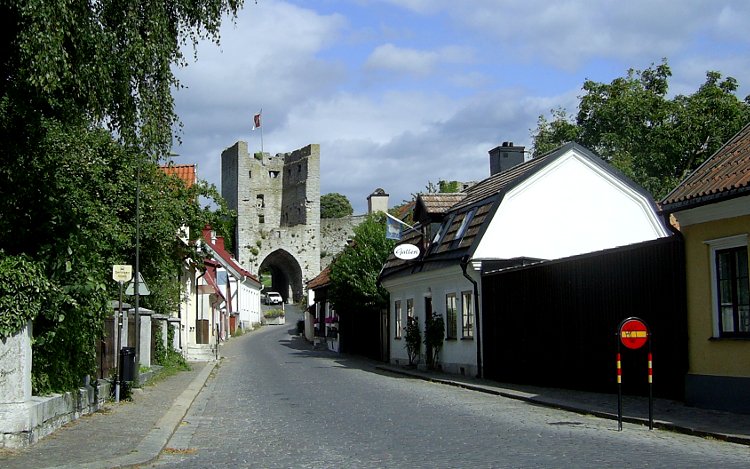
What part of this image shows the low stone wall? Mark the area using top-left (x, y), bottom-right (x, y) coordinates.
top-left (0, 379), bottom-right (111, 448)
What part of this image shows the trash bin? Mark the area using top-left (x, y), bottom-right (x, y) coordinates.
top-left (119, 347), bottom-right (136, 382)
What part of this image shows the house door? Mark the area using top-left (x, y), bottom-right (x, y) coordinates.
top-left (380, 307), bottom-right (389, 362)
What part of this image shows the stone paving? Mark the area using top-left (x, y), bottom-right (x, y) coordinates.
top-left (1, 312), bottom-right (749, 468)
top-left (149, 319), bottom-right (750, 468)
top-left (0, 362), bottom-right (209, 469)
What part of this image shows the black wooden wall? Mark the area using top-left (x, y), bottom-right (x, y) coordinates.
top-left (481, 236), bottom-right (687, 399)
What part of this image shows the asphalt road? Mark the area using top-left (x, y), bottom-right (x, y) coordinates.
top-left (151, 306), bottom-right (749, 468)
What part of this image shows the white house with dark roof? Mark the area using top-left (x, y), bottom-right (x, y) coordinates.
top-left (380, 141), bottom-right (670, 377)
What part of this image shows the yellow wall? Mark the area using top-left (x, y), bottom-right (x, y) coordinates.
top-left (682, 214), bottom-right (750, 377)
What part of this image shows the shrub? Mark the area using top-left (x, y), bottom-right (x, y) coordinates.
top-left (263, 309), bottom-right (285, 319)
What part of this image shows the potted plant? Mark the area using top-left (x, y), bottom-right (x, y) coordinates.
top-left (404, 316), bottom-right (421, 366)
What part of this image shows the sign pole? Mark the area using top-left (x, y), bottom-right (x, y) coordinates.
top-left (648, 342), bottom-right (653, 430)
top-left (617, 316), bottom-right (651, 432)
top-left (616, 346), bottom-right (622, 431)
top-left (115, 281), bottom-right (123, 402)
top-left (112, 264), bottom-right (133, 402)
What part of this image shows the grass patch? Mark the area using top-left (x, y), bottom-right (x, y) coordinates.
top-left (164, 447), bottom-right (198, 454)
top-left (145, 350), bottom-right (191, 386)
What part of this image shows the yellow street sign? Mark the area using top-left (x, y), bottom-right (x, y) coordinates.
top-left (112, 264), bottom-right (133, 283)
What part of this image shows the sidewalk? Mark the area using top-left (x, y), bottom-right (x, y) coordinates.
top-left (0, 361), bottom-right (215, 469)
top-left (377, 364), bottom-right (750, 446)
top-left (2, 358), bottom-right (747, 469)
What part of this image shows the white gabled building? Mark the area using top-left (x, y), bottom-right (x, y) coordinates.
top-left (379, 141), bottom-right (670, 377)
top-left (201, 226), bottom-right (263, 332)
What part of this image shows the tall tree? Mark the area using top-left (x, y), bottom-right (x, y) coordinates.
top-left (0, 0), bottom-right (242, 393)
top-left (532, 60), bottom-right (750, 198)
top-left (320, 192), bottom-right (353, 218)
top-left (1, 0), bottom-right (242, 155)
top-left (328, 213), bottom-right (395, 315)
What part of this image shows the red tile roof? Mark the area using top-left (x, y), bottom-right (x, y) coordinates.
top-left (307, 266), bottom-right (331, 290)
top-left (161, 164), bottom-right (196, 188)
top-left (661, 123), bottom-right (750, 211)
top-left (201, 225), bottom-right (259, 284)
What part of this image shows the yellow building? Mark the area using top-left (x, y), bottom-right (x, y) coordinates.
top-left (661, 123), bottom-right (750, 413)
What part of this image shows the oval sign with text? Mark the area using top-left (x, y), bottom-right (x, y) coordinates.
top-left (394, 244), bottom-right (420, 260)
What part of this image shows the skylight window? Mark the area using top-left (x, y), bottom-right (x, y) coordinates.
top-left (454, 208), bottom-right (476, 242)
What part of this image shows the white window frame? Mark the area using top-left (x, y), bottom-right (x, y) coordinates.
top-left (445, 292), bottom-right (457, 339)
top-left (461, 290), bottom-right (474, 338)
top-left (394, 300), bottom-right (402, 339)
top-left (705, 234), bottom-right (748, 338)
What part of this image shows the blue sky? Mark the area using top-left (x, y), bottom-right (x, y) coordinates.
top-left (172, 0), bottom-right (750, 213)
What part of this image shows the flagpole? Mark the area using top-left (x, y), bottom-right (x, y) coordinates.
top-left (258, 108), bottom-right (263, 153)
top-left (386, 212), bottom-right (420, 234)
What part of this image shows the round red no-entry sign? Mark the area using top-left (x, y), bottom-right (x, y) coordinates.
top-left (620, 318), bottom-right (649, 350)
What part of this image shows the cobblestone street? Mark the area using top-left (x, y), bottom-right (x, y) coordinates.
top-left (150, 309), bottom-right (750, 469)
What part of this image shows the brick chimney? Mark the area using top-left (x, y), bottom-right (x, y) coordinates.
top-left (489, 141), bottom-right (525, 176)
top-left (202, 224), bottom-right (226, 251)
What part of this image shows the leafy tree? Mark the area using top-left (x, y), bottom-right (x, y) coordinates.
top-left (320, 192), bottom-right (353, 218)
top-left (328, 213), bottom-right (395, 315)
top-left (0, 120), bottom-right (231, 392)
top-left (0, 1), bottom-right (241, 393)
top-left (2, 0), bottom-right (242, 155)
top-left (438, 180), bottom-right (461, 193)
top-left (532, 60), bottom-right (750, 198)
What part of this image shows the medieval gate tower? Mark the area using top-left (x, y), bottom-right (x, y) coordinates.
top-left (221, 141), bottom-right (320, 303)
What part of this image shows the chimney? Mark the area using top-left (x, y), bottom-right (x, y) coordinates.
top-left (202, 225), bottom-right (213, 243)
top-left (489, 141), bottom-right (525, 176)
top-left (367, 188), bottom-right (389, 214)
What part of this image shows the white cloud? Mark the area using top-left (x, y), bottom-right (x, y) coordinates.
top-left (380, 0), bottom-right (748, 69)
top-left (364, 43), bottom-right (474, 78)
top-left (365, 43), bottom-right (439, 76)
top-left (172, 0), bottom-right (750, 218)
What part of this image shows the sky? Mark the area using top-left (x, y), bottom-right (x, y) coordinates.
top-left (172, 0), bottom-right (750, 214)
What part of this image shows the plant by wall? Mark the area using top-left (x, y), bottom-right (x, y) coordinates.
top-left (424, 312), bottom-right (445, 370)
top-left (404, 316), bottom-right (421, 365)
top-left (0, 253), bottom-right (70, 340)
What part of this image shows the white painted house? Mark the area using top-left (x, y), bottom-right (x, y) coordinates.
top-left (379, 142), bottom-right (670, 377)
top-left (201, 226), bottom-right (263, 332)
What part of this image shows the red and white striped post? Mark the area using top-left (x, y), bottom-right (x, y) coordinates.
top-left (616, 317), bottom-right (652, 431)
top-left (616, 352), bottom-right (623, 431)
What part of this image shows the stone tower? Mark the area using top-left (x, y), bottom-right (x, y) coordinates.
top-left (221, 141), bottom-right (321, 302)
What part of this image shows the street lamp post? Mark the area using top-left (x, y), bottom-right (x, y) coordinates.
top-left (134, 155), bottom-right (141, 377)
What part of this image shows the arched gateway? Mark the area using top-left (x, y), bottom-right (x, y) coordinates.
top-left (221, 142), bottom-right (320, 302)
top-left (258, 249), bottom-right (303, 303)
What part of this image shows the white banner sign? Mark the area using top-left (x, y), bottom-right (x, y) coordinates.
top-left (394, 244), bottom-right (420, 260)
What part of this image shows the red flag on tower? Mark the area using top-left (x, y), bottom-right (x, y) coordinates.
top-left (252, 111), bottom-right (261, 130)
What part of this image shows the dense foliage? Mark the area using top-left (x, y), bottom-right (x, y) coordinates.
top-left (0, 253), bottom-right (71, 340)
top-left (532, 60), bottom-right (750, 198)
top-left (320, 192), bottom-right (354, 218)
top-left (1, 0), bottom-right (242, 155)
top-left (1, 1), bottom-right (241, 393)
top-left (404, 316), bottom-right (421, 365)
top-left (328, 213), bottom-right (395, 315)
top-left (424, 312), bottom-right (445, 370)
